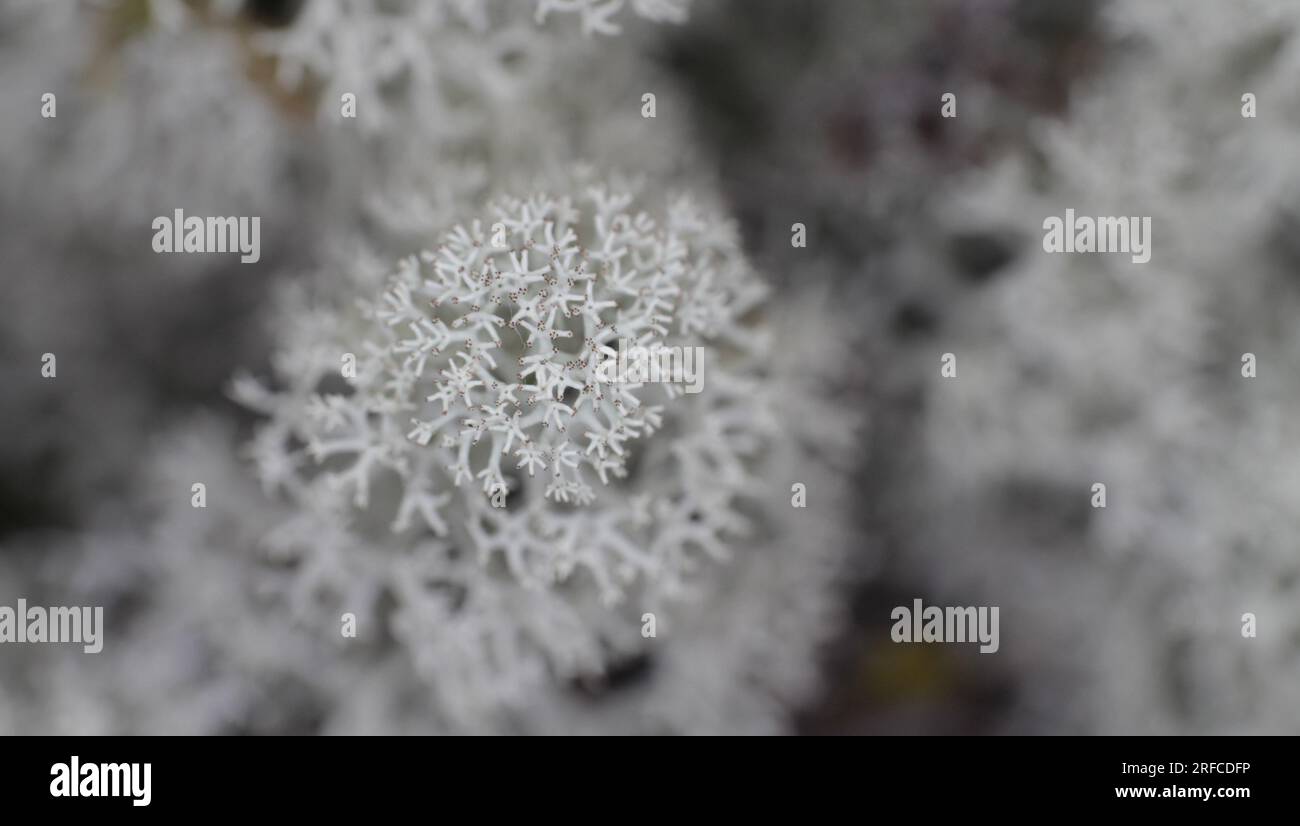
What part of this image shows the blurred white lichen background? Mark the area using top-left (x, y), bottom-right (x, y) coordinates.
top-left (3, 0), bottom-right (1299, 735)
top-left (907, 0), bottom-right (1300, 733)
